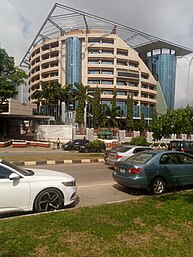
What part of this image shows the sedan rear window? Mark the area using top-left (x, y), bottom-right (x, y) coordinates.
top-left (125, 152), bottom-right (155, 164)
top-left (118, 147), bottom-right (132, 152)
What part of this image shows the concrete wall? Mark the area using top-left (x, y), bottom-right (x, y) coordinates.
top-left (36, 125), bottom-right (193, 144)
top-left (36, 125), bottom-right (73, 143)
top-left (8, 99), bottom-right (36, 115)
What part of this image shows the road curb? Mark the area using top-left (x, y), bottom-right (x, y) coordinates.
top-left (13, 158), bottom-right (105, 166)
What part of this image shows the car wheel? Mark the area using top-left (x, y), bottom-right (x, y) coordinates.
top-left (149, 177), bottom-right (166, 195)
top-left (34, 188), bottom-right (63, 212)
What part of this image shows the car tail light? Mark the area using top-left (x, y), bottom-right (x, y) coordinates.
top-left (128, 167), bottom-right (142, 174)
top-left (116, 155), bottom-right (123, 159)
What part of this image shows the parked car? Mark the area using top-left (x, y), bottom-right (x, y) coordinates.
top-left (113, 150), bottom-right (193, 195)
top-left (79, 140), bottom-right (106, 153)
top-left (106, 145), bottom-right (153, 166)
top-left (168, 140), bottom-right (193, 154)
top-left (104, 145), bottom-right (126, 163)
top-left (62, 139), bottom-right (89, 151)
top-left (0, 159), bottom-right (77, 214)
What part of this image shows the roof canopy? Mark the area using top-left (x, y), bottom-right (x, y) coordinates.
top-left (20, 3), bottom-right (193, 67)
top-left (98, 130), bottom-right (112, 136)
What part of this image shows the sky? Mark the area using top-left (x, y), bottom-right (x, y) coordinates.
top-left (1, 0), bottom-right (193, 108)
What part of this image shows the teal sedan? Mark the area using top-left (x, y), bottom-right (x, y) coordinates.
top-left (112, 150), bottom-right (193, 195)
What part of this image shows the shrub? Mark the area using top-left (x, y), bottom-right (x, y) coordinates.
top-left (152, 142), bottom-right (159, 147)
top-left (129, 136), bottom-right (150, 146)
top-left (90, 140), bottom-right (105, 150)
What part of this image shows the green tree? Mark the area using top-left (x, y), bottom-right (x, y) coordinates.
top-left (100, 87), bottom-right (119, 128)
top-left (139, 111), bottom-right (146, 134)
top-left (110, 86), bottom-right (118, 128)
top-left (149, 110), bottom-right (162, 140)
top-left (0, 47), bottom-right (27, 103)
top-left (179, 105), bottom-right (193, 135)
top-left (126, 93), bottom-right (134, 131)
top-left (92, 86), bottom-right (102, 128)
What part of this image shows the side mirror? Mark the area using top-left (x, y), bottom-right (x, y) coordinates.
top-left (9, 173), bottom-right (21, 180)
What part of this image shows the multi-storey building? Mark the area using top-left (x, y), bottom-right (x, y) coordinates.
top-left (21, 3), bottom-right (192, 126)
top-left (29, 29), bottom-right (157, 124)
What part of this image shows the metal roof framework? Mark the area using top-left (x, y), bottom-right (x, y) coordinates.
top-left (20, 2), bottom-right (193, 67)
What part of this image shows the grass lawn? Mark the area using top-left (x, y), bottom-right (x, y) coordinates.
top-left (1, 152), bottom-right (104, 163)
top-left (0, 191), bottom-right (193, 257)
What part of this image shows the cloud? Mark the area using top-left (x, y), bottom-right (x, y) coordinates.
top-left (19, 14), bottom-right (32, 37)
top-left (1, 0), bottom-right (193, 107)
top-left (2, 0), bottom-right (193, 63)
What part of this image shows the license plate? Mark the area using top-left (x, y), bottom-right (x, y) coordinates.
top-left (119, 168), bottom-right (125, 173)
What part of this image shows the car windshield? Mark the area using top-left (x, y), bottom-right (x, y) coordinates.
top-left (125, 152), bottom-right (155, 164)
top-left (2, 160), bottom-right (34, 176)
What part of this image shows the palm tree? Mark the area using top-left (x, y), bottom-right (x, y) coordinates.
top-left (73, 83), bottom-right (91, 127)
top-left (59, 84), bottom-right (76, 124)
top-left (31, 81), bottom-right (62, 117)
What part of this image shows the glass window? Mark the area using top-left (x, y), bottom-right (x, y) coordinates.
top-left (88, 80), bottom-right (100, 84)
top-left (117, 49), bottom-right (128, 56)
top-left (101, 70), bottom-right (113, 74)
top-left (88, 60), bottom-right (99, 64)
top-left (102, 90), bottom-right (113, 95)
top-left (101, 80), bottom-right (113, 85)
top-left (102, 51), bottom-right (113, 55)
top-left (0, 166), bottom-right (13, 179)
top-left (141, 84), bottom-right (148, 89)
top-left (117, 61), bottom-right (127, 66)
top-left (0, 160), bottom-right (33, 177)
top-left (117, 81), bottom-right (125, 85)
top-left (117, 91), bottom-right (126, 95)
top-left (129, 62), bottom-right (138, 67)
top-left (101, 60), bottom-right (113, 64)
top-left (118, 71), bottom-right (139, 79)
top-left (141, 93), bottom-right (148, 98)
top-left (102, 39), bottom-right (114, 44)
top-left (149, 85), bottom-right (155, 90)
top-left (125, 152), bottom-right (155, 163)
top-left (178, 153), bottom-right (193, 164)
top-left (88, 51), bottom-right (99, 54)
top-left (160, 154), bottom-right (179, 164)
top-left (129, 82), bottom-right (138, 87)
top-left (88, 38), bottom-right (100, 44)
top-left (88, 70), bottom-right (100, 74)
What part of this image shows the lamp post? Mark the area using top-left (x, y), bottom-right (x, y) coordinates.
top-left (177, 55), bottom-right (193, 105)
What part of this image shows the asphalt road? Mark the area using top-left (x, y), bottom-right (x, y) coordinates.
top-left (27, 162), bottom-right (145, 208)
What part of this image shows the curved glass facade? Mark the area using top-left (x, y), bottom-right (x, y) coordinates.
top-left (147, 50), bottom-right (176, 109)
top-left (66, 37), bottom-right (81, 85)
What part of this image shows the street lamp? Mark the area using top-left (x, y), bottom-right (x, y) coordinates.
top-left (177, 55), bottom-right (193, 105)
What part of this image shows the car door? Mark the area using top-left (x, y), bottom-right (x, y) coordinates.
top-left (159, 153), bottom-right (187, 186)
top-left (0, 165), bottom-right (31, 212)
top-left (177, 153), bottom-right (193, 184)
